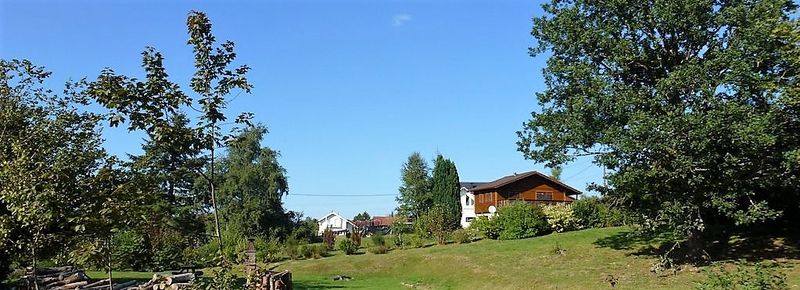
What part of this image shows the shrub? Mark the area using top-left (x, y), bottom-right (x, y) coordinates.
top-left (494, 202), bottom-right (549, 240)
top-left (696, 261), bottom-right (787, 290)
top-left (600, 205), bottom-right (625, 227)
top-left (337, 239), bottom-right (358, 255)
top-left (451, 228), bottom-right (474, 244)
top-left (407, 234), bottom-right (426, 248)
top-left (543, 205), bottom-right (579, 233)
top-left (322, 228), bottom-right (336, 251)
top-left (255, 238), bottom-right (282, 263)
top-left (284, 237), bottom-right (301, 260)
top-left (311, 244), bottom-right (327, 259)
top-left (150, 229), bottom-right (188, 270)
top-left (572, 197), bottom-right (603, 229)
top-left (418, 206), bottom-right (453, 244)
top-left (111, 230), bottom-right (150, 270)
top-left (470, 216), bottom-right (500, 239)
top-left (348, 231), bottom-right (362, 247)
top-left (369, 233), bottom-right (386, 248)
top-left (368, 245), bottom-right (389, 254)
top-left (298, 244), bottom-right (313, 259)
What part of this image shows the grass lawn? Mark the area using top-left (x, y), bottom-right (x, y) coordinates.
top-left (80, 227), bottom-right (800, 289)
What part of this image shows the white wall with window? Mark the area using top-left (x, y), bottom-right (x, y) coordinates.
top-left (459, 187), bottom-right (477, 228)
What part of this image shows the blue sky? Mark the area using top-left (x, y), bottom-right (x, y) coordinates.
top-left (1, 0), bottom-right (603, 220)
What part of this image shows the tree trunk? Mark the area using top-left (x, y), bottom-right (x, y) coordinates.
top-left (107, 237), bottom-right (113, 290)
top-left (210, 142), bottom-right (224, 254)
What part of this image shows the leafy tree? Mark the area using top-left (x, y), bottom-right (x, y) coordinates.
top-left (417, 206), bottom-right (452, 245)
top-left (396, 152), bottom-right (432, 219)
top-left (0, 59), bottom-right (109, 284)
top-left (216, 126), bottom-right (289, 239)
top-left (518, 0), bottom-right (800, 252)
top-left (430, 155), bottom-right (461, 229)
top-left (88, 11), bottom-right (255, 252)
top-left (353, 212), bottom-right (371, 221)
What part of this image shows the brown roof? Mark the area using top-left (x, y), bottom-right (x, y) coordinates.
top-left (470, 171), bottom-right (582, 195)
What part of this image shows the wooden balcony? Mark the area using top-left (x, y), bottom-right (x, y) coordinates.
top-left (497, 199), bottom-right (573, 207)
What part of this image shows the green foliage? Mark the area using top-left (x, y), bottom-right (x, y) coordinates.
top-left (542, 205), bottom-right (578, 233)
top-left (368, 245), bottom-right (389, 254)
top-left (572, 197), bottom-right (603, 229)
top-left (311, 244), bottom-right (327, 259)
top-left (348, 230), bottom-right (362, 247)
top-left (417, 206), bottom-right (452, 245)
top-left (518, 0), bottom-right (800, 240)
top-left (150, 229), bottom-right (190, 270)
top-left (407, 234), bottom-right (426, 249)
top-left (549, 166), bottom-right (562, 181)
top-left (191, 260), bottom-right (244, 290)
top-left (290, 216), bottom-right (320, 244)
top-left (353, 212), bottom-right (371, 221)
top-left (298, 244), bottom-right (313, 259)
top-left (284, 237), bottom-right (301, 260)
top-left (430, 155), bottom-right (461, 229)
top-left (470, 216), bottom-right (501, 240)
top-left (494, 203), bottom-right (550, 240)
top-left (111, 230), bottom-right (149, 271)
top-left (254, 238), bottom-right (282, 263)
top-left (337, 239), bottom-right (358, 255)
top-left (369, 233), bottom-right (386, 248)
top-left (451, 228), bottom-right (475, 244)
top-left (696, 261), bottom-right (788, 290)
top-left (322, 228), bottom-right (336, 251)
top-left (396, 152), bottom-right (432, 219)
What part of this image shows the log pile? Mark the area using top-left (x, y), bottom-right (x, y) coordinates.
top-left (251, 270), bottom-right (292, 290)
top-left (20, 267), bottom-right (195, 290)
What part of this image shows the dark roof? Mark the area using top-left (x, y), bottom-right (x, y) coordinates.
top-left (459, 182), bottom-right (487, 190)
top-left (470, 171), bottom-right (582, 195)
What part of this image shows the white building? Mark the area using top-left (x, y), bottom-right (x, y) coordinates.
top-left (317, 211), bottom-right (355, 235)
top-left (459, 182), bottom-right (486, 228)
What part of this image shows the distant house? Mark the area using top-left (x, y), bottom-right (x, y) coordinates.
top-left (459, 182), bottom-right (486, 228)
top-left (317, 212), bottom-right (356, 235)
top-left (353, 215), bottom-right (401, 235)
top-left (460, 171), bottom-right (582, 227)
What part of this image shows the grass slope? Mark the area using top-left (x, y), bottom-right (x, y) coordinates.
top-left (283, 227), bottom-right (799, 290)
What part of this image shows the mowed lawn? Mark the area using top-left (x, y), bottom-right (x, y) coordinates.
top-left (283, 227), bottom-right (800, 290)
top-left (83, 227), bottom-right (800, 289)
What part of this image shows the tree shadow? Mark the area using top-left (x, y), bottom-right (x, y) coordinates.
top-left (593, 228), bottom-right (800, 266)
top-left (291, 280), bottom-right (350, 289)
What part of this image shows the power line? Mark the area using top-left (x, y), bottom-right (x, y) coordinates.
top-left (563, 163), bottom-right (595, 181)
top-left (289, 193), bottom-right (396, 197)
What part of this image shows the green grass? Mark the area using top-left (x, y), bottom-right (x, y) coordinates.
top-left (79, 227), bottom-right (800, 289)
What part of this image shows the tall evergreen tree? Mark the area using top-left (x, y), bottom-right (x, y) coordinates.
top-left (430, 155), bottom-right (461, 229)
top-left (396, 152), bottom-right (432, 219)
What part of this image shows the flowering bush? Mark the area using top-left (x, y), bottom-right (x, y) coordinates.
top-left (543, 204), bottom-right (579, 233)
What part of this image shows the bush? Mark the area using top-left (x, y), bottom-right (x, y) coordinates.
top-left (369, 233), bottom-right (386, 247)
top-left (696, 261), bottom-right (787, 290)
top-left (451, 228), bottom-right (475, 244)
top-left (600, 205), bottom-right (625, 227)
top-left (494, 202), bottom-right (549, 240)
top-left (407, 234), bottom-right (426, 248)
top-left (417, 206), bottom-right (453, 244)
top-left (572, 197), bottom-right (603, 229)
top-left (543, 205), bottom-right (579, 233)
top-left (337, 239), bottom-right (358, 255)
top-left (255, 238), bottom-right (282, 263)
top-left (111, 230), bottom-right (150, 270)
top-left (150, 229), bottom-right (188, 270)
top-left (284, 237), bottom-right (301, 260)
top-left (470, 216), bottom-right (500, 239)
top-left (348, 231), bottom-right (362, 247)
top-left (311, 244), bottom-right (327, 258)
top-left (298, 244), bottom-right (313, 259)
top-left (368, 245), bottom-right (389, 254)
top-left (322, 228), bottom-right (336, 251)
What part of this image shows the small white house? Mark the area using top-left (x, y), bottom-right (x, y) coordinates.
top-left (317, 211), bottom-right (355, 235)
top-left (459, 182), bottom-right (485, 228)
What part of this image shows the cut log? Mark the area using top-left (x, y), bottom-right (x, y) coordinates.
top-left (79, 278), bottom-right (110, 289)
top-left (166, 273), bottom-right (194, 284)
top-left (56, 280), bottom-right (88, 290)
top-left (110, 280), bottom-right (137, 290)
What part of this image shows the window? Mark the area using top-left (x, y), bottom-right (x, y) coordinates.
top-left (466, 196), bottom-right (473, 206)
top-left (466, 217), bottom-right (475, 222)
top-left (536, 192), bottom-right (553, 200)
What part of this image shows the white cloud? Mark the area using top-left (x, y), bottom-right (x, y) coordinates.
top-left (392, 14), bottom-right (412, 27)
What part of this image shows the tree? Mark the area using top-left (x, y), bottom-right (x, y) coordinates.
top-left (353, 212), bottom-right (371, 221)
top-left (88, 11), bottom-right (255, 253)
top-left (430, 155), bottom-right (461, 229)
top-left (0, 60), bottom-right (109, 285)
top-left (216, 126), bottom-right (289, 239)
top-left (396, 152), bottom-right (432, 219)
top-left (549, 165), bottom-right (562, 181)
top-left (518, 0), bottom-right (800, 255)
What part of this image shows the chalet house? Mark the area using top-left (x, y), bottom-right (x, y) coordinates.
top-left (317, 212), bottom-right (356, 235)
top-left (353, 215), bottom-right (401, 235)
top-left (461, 171), bottom-right (582, 227)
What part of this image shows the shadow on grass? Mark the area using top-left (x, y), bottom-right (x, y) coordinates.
top-left (593, 228), bottom-right (800, 265)
top-left (292, 280), bottom-right (350, 289)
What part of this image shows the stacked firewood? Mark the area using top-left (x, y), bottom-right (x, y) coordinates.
top-left (20, 267), bottom-right (195, 290)
top-left (251, 270), bottom-right (292, 290)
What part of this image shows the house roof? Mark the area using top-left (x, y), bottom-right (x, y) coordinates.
top-left (470, 171), bottom-right (582, 195)
top-left (318, 211), bottom-right (356, 226)
top-left (460, 182), bottom-right (487, 191)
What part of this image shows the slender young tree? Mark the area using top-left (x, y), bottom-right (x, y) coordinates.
top-left (430, 155), bottom-right (461, 229)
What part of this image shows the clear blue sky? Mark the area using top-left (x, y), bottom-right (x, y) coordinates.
top-left (1, 0), bottom-right (602, 220)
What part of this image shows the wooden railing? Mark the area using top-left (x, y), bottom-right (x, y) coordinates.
top-left (497, 199), bottom-right (573, 207)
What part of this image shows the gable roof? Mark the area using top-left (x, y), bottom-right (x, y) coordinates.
top-left (460, 182), bottom-right (487, 191)
top-left (318, 212), bottom-right (356, 226)
top-left (470, 171), bottom-right (582, 195)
